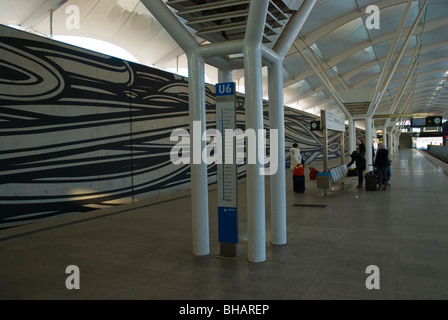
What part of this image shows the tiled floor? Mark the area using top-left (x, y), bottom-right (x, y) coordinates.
top-left (1, 148), bottom-right (448, 300)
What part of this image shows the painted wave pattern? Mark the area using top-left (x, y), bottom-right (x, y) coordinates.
top-left (0, 29), bottom-right (360, 228)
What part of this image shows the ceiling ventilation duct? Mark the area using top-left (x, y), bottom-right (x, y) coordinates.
top-left (166, 0), bottom-right (296, 43)
top-left (336, 88), bottom-right (373, 117)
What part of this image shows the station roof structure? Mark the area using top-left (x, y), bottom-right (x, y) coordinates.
top-left (1, 0), bottom-right (447, 129)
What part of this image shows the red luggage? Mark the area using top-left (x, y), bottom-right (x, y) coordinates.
top-left (293, 164), bottom-right (305, 176)
top-left (293, 165), bottom-right (305, 193)
top-left (309, 167), bottom-right (317, 180)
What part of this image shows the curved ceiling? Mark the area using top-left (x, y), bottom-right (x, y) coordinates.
top-left (1, 0), bottom-right (447, 130)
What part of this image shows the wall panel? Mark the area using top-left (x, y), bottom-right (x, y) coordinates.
top-left (0, 25), bottom-right (361, 228)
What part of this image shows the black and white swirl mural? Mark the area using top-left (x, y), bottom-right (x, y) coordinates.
top-left (0, 25), bottom-right (363, 229)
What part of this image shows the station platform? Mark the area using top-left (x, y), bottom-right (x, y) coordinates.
top-left (1, 148), bottom-right (448, 300)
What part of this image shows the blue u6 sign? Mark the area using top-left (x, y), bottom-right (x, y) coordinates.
top-left (218, 207), bottom-right (238, 243)
top-left (216, 82), bottom-right (235, 96)
top-left (215, 82), bottom-right (238, 256)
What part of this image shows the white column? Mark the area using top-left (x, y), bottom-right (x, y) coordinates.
top-left (244, 43), bottom-right (266, 262)
top-left (218, 69), bottom-right (232, 83)
top-left (382, 127), bottom-right (388, 149)
top-left (188, 52), bottom-right (209, 256)
top-left (139, 0), bottom-right (210, 257)
top-left (261, 0), bottom-right (315, 248)
top-left (243, 0), bottom-right (269, 263)
top-left (392, 133), bottom-right (396, 153)
top-left (388, 131), bottom-right (394, 155)
top-left (349, 118), bottom-right (356, 154)
top-left (365, 117), bottom-right (373, 172)
top-left (395, 133), bottom-right (399, 152)
top-left (268, 61), bottom-right (286, 246)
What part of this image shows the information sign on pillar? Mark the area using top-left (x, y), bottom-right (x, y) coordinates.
top-left (319, 110), bottom-right (346, 196)
top-left (215, 82), bottom-right (238, 259)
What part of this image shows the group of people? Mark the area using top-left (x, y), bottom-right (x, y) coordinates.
top-left (290, 140), bottom-right (391, 192)
top-left (347, 140), bottom-right (391, 190)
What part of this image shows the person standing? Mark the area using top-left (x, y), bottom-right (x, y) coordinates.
top-left (359, 140), bottom-right (366, 156)
top-left (374, 143), bottom-right (389, 190)
top-left (289, 143), bottom-right (302, 169)
top-left (347, 150), bottom-right (366, 188)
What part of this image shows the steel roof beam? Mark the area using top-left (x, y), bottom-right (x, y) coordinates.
top-left (273, 0), bottom-right (315, 59)
top-left (295, 42), bottom-right (352, 121)
top-left (383, 37), bottom-right (421, 129)
top-left (283, 18), bottom-right (448, 89)
top-left (367, 0), bottom-right (412, 117)
top-left (141, 0), bottom-right (199, 54)
top-left (367, 0), bottom-right (429, 118)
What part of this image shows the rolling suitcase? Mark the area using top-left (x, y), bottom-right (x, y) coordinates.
top-left (293, 175), bottom-right (305, 193)
top-left (293, 164), bottom-right (305, 193)
top-left (365, 172), bottom-right (376, 191)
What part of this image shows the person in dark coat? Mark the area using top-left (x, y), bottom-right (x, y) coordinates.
top-left (359, 140), bottom-right (366, 156)
top-left (347, 150), bottom-right (366, 188)
top-left (374, 143), bottom-right (390, 190)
